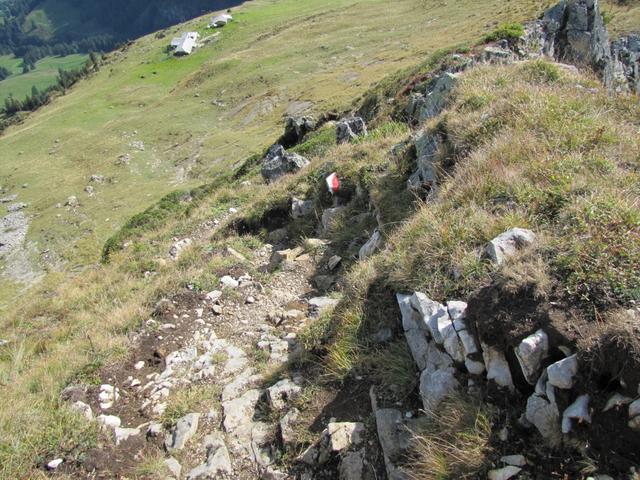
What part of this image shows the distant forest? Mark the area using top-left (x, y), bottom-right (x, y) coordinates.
top-left (0, 0), bottom-right (243, 68)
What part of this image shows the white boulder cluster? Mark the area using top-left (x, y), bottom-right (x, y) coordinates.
top-left (384, 226), bottom-right (638, 477)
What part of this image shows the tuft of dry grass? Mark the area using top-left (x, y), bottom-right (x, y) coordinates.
top-left (407, 396), bottom-right (492, 480)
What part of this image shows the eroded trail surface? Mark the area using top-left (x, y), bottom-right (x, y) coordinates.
top-left (63, 230), bottom-right (350, 479)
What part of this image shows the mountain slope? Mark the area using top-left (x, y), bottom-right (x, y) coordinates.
top-left (0, 1), bottom-right (638, 478)
top-left (0, 0), bottom-right (557, 307)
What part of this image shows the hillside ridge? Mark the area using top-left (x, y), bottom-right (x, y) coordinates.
top-left (0, 0), bottom-right (639, 479)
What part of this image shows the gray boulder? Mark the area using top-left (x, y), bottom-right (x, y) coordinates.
top-left (336, 117), bottom-right (367, 144)
top-left (407, 132), bottom-right (440, 192)
top-left (531, 0), bottom-right (637, 92)
top-left (165, 413), bottom-right (200, 452)
top-left (486, 228), bottom-right (536, 265)
top-left (186, 432), bottom-right (232, 479)
top-left (261, 144), bottom-right (310, 182)
top-left (292, 198), bottom-right (314, 219)
top-left (482, 46), bottom-right (515, 63)
top-left (321, 206), bottom-right (345, 234)
top-left (358, 230), bottom-right (382, 260)
top-left (611, 34), bottom-right (640, 94)
top-left (280, 116), bottom-right (315, 148)
top-left (409, 72), bottom-right (459, 123)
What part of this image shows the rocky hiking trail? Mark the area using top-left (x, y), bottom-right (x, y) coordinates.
top-left (60, 211), bottom-right (376, 479)
top-left (45, 0), bottom-right (640, 478)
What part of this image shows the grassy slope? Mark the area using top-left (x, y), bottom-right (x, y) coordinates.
top-left (0, 0), bottom-right (638, 477)
top-left (2, 56), bottom-right (637, 478)
top-left (0, 0), bottom-right (557, 307)
top-left (0, 54), bottom-right (88, 103)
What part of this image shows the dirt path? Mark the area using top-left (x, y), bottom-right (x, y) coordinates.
top-left (60, 215), bottom-right (346, 478)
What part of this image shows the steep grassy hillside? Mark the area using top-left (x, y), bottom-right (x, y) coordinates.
top-left (2, 52), bottom-right (638, 478)
top-left (0, 0), bottom-right (563, 307)
top-left (0, 1), bottom-right (638, 478)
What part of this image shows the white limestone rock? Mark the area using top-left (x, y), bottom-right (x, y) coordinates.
top-left (482, 344), bottom-right (514, 390)
top-left (220, 275), bottom-right (239, 289)
top-left (515, 330), bottom-right (549, 384)
top-left (525, 393), bottom-right (561, 446)
top-left (419, 367), bottom-right (459, 411)
top-left (169, 238), bottom-right (192, 260)
top-left (486, 228), bottom-right (536, 265)
top-left (266, 379), bottom-right (302, 410)
top-left (115, 427), bottom-right (140, 445)
top-left (97, 414), bottom-right (121, 430)
top-left (488, 466), bottom-right (522, 480)
top-left (327, 422), bottom-right (365, 452)
top-left (165, 413), bottom-right (200, 452)
top-left (70, 401), bottom-right (93, 420)
top-left (222, 389), bottom-right (261, 433)
top-left (547, 354), bottom-right (579, 389)
top-left (46, 459), bottom-right (64, 470)
top-left (397, 294), bottom-right (431, 371)
top-left (280, 408), bottom-right (300, 447)
top-left (165, 457), bottom-right (182, 479)
top-left (562, 394), bottom-right (591, 434)
top-left (186, 432), bottom-right (232, 479)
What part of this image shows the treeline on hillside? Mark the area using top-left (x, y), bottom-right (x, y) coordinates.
top-left (1, 52), bottom-right (101, 130)
top-left (0, 0), bottom-right (242, 67)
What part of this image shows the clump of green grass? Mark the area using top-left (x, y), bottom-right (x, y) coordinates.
top-left (520, 60), bottom-right (561, 83)
top-left (291, 123), bottom-right (337, 157)
top-left (483, 22), bottom-right (525, 42)
top-left (366, 341), bottom-right (418, 399)
top-left (407, 396), bottom-right (492, 480)
top-left (161, 383), bottom-right (222, 428)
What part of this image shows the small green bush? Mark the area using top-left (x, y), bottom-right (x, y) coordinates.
top-left (483, 23), bottom-right (525, 43)
top-left (521, 60), bottom-right (561, 83)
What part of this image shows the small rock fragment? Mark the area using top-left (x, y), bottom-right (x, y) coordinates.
top-left (165, 413), bottom-right (200, 452)
top-left (562, 394), bottom-right (591, 434)
top-left (46, 459), bottom-right (64, 470)
top-left (488, 466), bottom-right (522, 480)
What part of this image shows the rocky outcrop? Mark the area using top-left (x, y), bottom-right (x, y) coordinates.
top-left (611, 34), bottom-right (640, 94)
top-left (527, 0), bottom-right (639, 93)
top-left (336, 117), bottom-right (367, 144)
top-left (279, 116), bottom-right (316, 148)
top-left (407, 131), bottom-right (440, 193)
top-left (407, 72), bottom-right (459, 123)
top-left (261, 144), bottom-right (310, 183)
